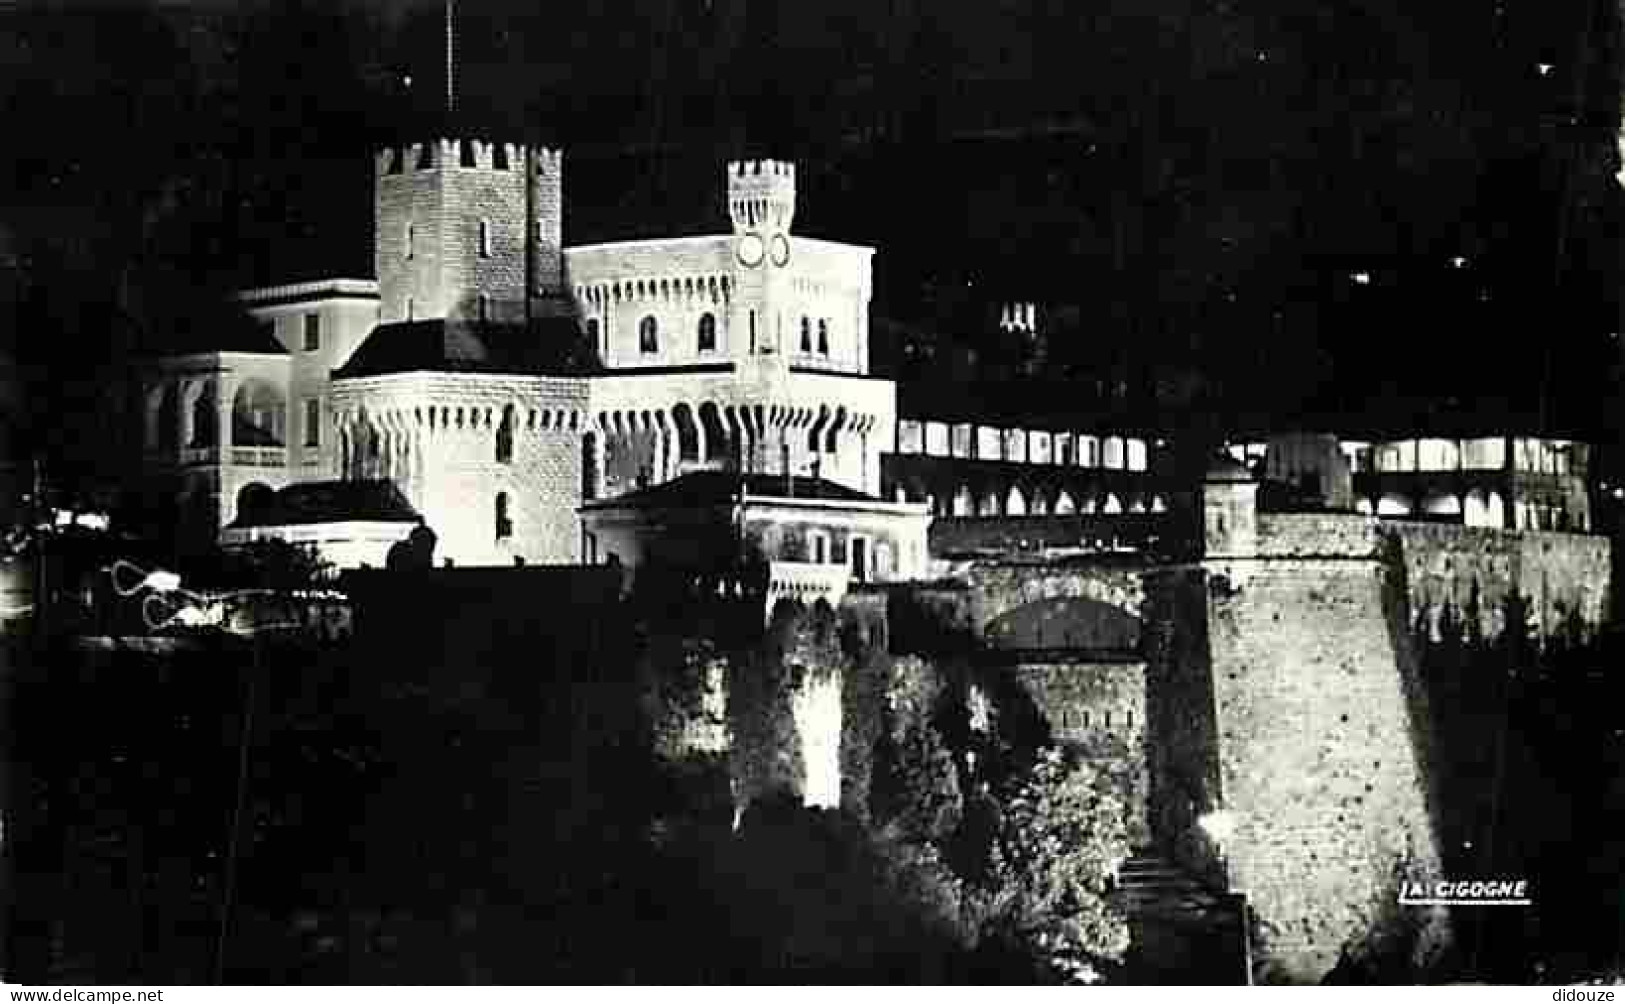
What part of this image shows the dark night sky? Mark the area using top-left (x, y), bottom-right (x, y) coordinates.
top-left (5, 0), bottom-right (1625, 438)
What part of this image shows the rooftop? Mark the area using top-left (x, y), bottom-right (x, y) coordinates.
top-left (229, 479), bottom-right (419, 528)
top-left (581, 470), bottom-right (893, 511)
top-left (333, 312), bottom-right (594, 379)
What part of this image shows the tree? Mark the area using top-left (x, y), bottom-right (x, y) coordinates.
top-left (966, 748), bottom-right (1131, 983)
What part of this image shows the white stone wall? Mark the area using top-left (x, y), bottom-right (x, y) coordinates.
top-left (331, 372), bottom-right (592, 566)
top-left (241, 281), bottom-right (380, 479)
top-left (566, 237), bottom-right (872, 374)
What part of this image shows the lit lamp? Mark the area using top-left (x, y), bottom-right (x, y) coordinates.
top-left (1199, 809), bottom-right (1237, 847)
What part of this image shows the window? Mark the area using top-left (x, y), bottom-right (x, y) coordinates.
top-left (495, 492), bottom-right (512, 541)
top-left (477, 294), bottom-right (490, 322)
top-left (479, 220), bottom-right (491, 258)
top-left (586, 317), bottom-right (600, 350)
top-left (817, 319), bottom-right (829, 355)
top-left (496, 405), bottom-right (514, 464)
top-left (406, 297), bottom-right (415, 321)
top-left (405, 222), bottom-right (414, 260)
top-left (749, 310), bottom-right (758, 353)
top-left (812, 533), bottom-right (828, 564)
top-left (304, 398), bottom-right (321, 448)
top-left (800, 317), bottom-right (812, 353)
top-left (697, 313), bottom-right (717, 353)
top-left (639, 316), bottom-right (658, 353)
top-left (303, 312), bottom-right (320, 351)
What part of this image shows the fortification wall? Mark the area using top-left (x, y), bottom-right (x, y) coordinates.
top-left (1202, 555), bottom-right (1447, 983)
top-left (1384, 521), bottom-right (1610, 642)
top-left (927, 514), bottom-right (1176, 557)
top-left (333, 374), bottom-right (591, 565)
top-left (1010, 660), bottom-right (1149, 844)
top-left (1255, 512), bottom-right (1381, 558)
top-left (1140, 567), bottom-right (1224, 886)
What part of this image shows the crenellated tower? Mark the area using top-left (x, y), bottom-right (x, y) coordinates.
top-left (373, 139), bottom-right (565, 326)
top-left (728, 159), bottom-right (796, 235)
top-left (726, 159), bottom-right (797, 359)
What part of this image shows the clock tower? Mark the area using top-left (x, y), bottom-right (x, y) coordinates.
top-left (727, 160), bottom-right (796, 360)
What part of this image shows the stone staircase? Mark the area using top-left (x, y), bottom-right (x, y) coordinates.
top-left (1113, 849), bottom-right (1250, 984)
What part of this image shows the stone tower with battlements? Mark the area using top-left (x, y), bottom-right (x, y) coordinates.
top-left (373, 139), bottom-right (565, 327)
top-left (726, 160), bottom-right (798, 360)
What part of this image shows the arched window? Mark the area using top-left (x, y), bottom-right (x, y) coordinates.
top-left (496, 404), bottom-right (514, 464)
top-left (478, 220), bottom-right (492, 258)
top-left (697, 313), bottom-right (717, 353)
top-left (495, 492), bottom-right (512, 541)
top-left (639, 316), bottom-right (659, 354)
top-left (188, 384), bottom-right (217, 449)
top-left (817, 319), bottom-right (829, 355)
top-left (800, 316), bottom-right (812, 353)
top-left (155, 385), bottom-right (180, 450)
top-left (232, 380), bottom-right (286, 447)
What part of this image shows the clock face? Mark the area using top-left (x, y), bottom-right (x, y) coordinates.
top-left (736, 233), bottom-right (765, 268)
top-left (769, 233), bottom-right (790, 268)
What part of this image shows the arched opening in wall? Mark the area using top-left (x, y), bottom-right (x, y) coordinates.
top-left (1484, 491), bottom-right (1506, 528)
top-left (978, 490), bottom-right (1001, 517)
top-left (953, 485), bottom-right (974, 517)
top-left (1356, 497), bottom-right (1375, 515)
top-left (1030, 489), bottom-right (1050, 516)
top-left (1081, 494), bottom-right (1098, 515)
top-left (495, 492), bottom-right (512, 541)
top-left (1102, 436), bottom-right (1125, 470)
top-left (1424, 493), bottom-right (1462, 519)
top-left (581, 433), bottom-right (600, 500)
top-left (1377, 494), bottom-right (1412, 516)
top-left (235, 482), bottom-right (275, 525)
top-left (800, 316), bottom-right (812, 353)
top-left (233, 379), bottom-right (286, 446)
top-left (1418, 438), bottom-right (1460, 471)
top-left (188, 383), bottom-right (217, 448)
top-left (1079, 435), bottom-right (1099, 468)
top-left (1126, 438), bottom-right (1148, 472)
top-left (1054, 490), bottom-right (1076, 515)
top-left (639, 316), bottom-right (659, 354)
top-left (874, 542), bottom-right (894, 580)
top-left (984, 596), bottom-right (1141, 651)
top-left (157, 385), bottom-right (180, 451)
top-left (1152, 495), bottom-right (1169, 513)
top-left (817, 319), bottom-right (829, 356)
top-left (1006, 485), bottom-right (1028, 516)
top-left (496, 404), bottom-right (515, 464)
top-left (1102, 492), bottom-right (1123, 514)
top-left (1129, 496), bottom-right (1147, 514)
top-left (697, 313), bottom-right (717, 353)
top-left (698, 402), bottom-right (728, 465)
top-left (672, 404), bottom-right (699, 463)
top-left (826, 406), bottom-right (846, 454)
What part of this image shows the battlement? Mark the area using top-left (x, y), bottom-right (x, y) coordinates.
top-left (999, 302), bottom-right (1039, 334)
top-left (727, 159), bottom-right (797, 233)
top-left (374, 139), bottom-right (563, 177)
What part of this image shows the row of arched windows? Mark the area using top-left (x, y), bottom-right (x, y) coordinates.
top-left (636, 313), bottom-right (719, 355)
top-left (798, 317), bottom-right (831, 356)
